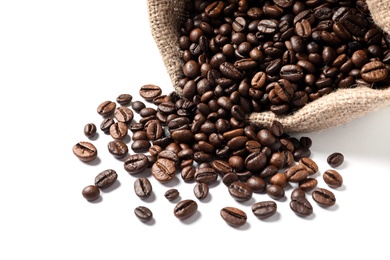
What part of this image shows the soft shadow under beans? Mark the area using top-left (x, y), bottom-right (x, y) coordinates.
top-left (181, 211), bottom-right (202, 225)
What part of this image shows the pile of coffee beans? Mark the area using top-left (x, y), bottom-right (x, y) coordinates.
top-left (73, 83), bottom-right (345, 227)
top-left (176, 0), bottom-right (390, 115)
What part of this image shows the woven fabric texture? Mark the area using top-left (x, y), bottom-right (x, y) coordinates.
top-left (147, 0), bottom-right (390, 133)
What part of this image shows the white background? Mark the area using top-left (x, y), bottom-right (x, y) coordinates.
top-left (1, 1), bottom-right (390, 259)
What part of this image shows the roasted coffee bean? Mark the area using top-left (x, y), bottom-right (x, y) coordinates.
top-left (293, 147), bottom-right (311, 161)
top-left (100, 118), bottom-right (115, 133)
top-left (134, 177), bottom-right (153, 198)
top-left (323, 169), bottom-right (343, 188)
top-left (285, 164), bottom-right (309, 183)
top-left (152, 158), bottom-right (176, 183)
top-left (312, 188), bottom-right (336, 207)
top-left (107, 139), bottom-right (128, 158)
top-left (195, 167), bottom-right (218, 184)
top-left (116, 94), bottom-right (132, 105)
top-left (82, 185), bottom-right (100, 201)
top-left (266, 184), bottom-right (285, 200)
top-left (228, 181), bottom-right (253, 201)
top-left (94, 169), bottom-right (118, 189)
top-left (131, 101), bottom-right (146, 113)
top-left (131, 140), bottom-right (151, 153)
top-left (222, 172), bottom-right (239, 187)
top-left (171, 129), bottom-right (193, 143)
top-left (246, 176), bottom-right (266, 193)
top-left (245, 152), bottom-right (267, 172)
top-left (299, 178), bottom-right (318, 192)
top-left (291, 188), bottom-right (306, 200)
top-left (97, 100), bottom-right (116, 117)
top-left (251, 201), bottom-right (277, 218)
top-left (139, 84), bottom-right (162, 101)
top-left (327, 152), bottom-right (344, 167)
top-left (84, 123), bottom-right (97, 138)
top-left (134, 206), bottom-right (153, 222)
top-left (139, 107), bottom-right (157, 117)
top-left (73, 141), bottom-right (98, 162)
top-left (158, 150), bottom-right (180, 165)
top-left (219, 62), bottom-right (243, 80)
top-left (109, 121), bottom-right (128, 140)
top-left (361, 61), bottom-right (388, 83)
top-left (132, 130), bottom-right (147, 141)
top-left (124, 154), bottom-right (148, 174)
top-left (193, 182), bottom-right (209, 200)
top-left (129, 122), bottom-right (144, 132)
top-left (146, 120), bottom-right (163, 141)
top-left (290, 197), bottom-right (313, 217)
top-left (220, 207), bottom-right (247, 227)
top-left (269, 173), bottom-right (288, 188)
top-left (299, 157), bottom-right (318, 175)
top-left (257, 19), bottom-right (279, 34)
top-left (174, 199), bottom-right (198, 220)
top-left (165, 188), bottom-right (180, 201)
top-left (181, 165), bottom-right (196, 182)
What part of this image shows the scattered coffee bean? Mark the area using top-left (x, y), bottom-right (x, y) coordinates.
top-left (327, 152), bottom-right (344, 168)
top-left (152, 158), bottom-right (176, 183)
top-left (82, 185), bottom-right (100, 201)
top-left (220, 207), bottom-right (247, 227)
top-left (193, 182), bottom-right (209, 200)
top-left (124, 154), bottom-right (149, 174)
top-left (134, 178), bottom-right (153, 198)
top-left (134, 206), bottom-right (153, 222)
top-left (73, 141), bottom-right (98, 162)
top-left (139, 84), bottom-right (162, 101)
top-left (97, 100), bottom-right (116, 117)
top-left (174, 199), bottom-right (198, 220)
top-left (266, 184), bottom-right (285, 200)
top-left (251, 201), bottom-right (277, 219)
top-left (323, 169), bottom-right (343, 188)
top-left (228, 181), bottom-right (253, 201)
top-left (290, 197), bottom-right (313, 217)
top-left (116, 94), bottom-right (132, 105)
top-left (107, 139), bottom-right (128, 158)
top-left (84, 123), bottom-right (97, 138)
top-left (312, 188), bottom-right (336, 207)
top-left (164, 188), bottom-right (180, 201)
top-left (94, 169), bottom-right (118, 189)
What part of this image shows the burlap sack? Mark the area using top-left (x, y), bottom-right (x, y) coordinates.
top-left (147, 0), bottom-right (390, 133)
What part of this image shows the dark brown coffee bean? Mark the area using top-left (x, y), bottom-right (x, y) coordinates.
top-left (152, 158), bottom-right (176, 183)
top-left (82, 185), bottom-right (100, 201)
top-left (131, 101), bottom-right (146, 113)
top-left (94, 169), bottom-right (118, 189)
top-left (134, 177), bottom-right (152, 198)
top-left (269, 173), bottom-right (288, 188)
top-left (97, 100), bottom-right (116, 116)
top-left (84, 123), bottom-right (97, 138)
top-left (299, 178), bottom-right (318, 192)
top-left (131, 140), bottom-right (151, 153)
top-left (251, 201), bottom-right (277, 218)
top-left (257, 19), bottom-right (279, 34)
top-left (361, 61), bottom-right (388, 83)
top-left (107, 139), bottom-right (128, 158)
top-left (290, 197), bottom-right (313, 217)
top-left (228, 181), bottom-right (253, 201)
top-left (295, 19), bottom-right (311, 38)
top-left (129, 122), bottom-right (144, 132)
top-left (285, 164), bottom-right (309, 183)
top-left (205, 1), bottom-right (224, 18)
top-left (146, 121), bottom-right (163, 141)
top-left (171, 129), bottom-right (193, 143)
top-left (245, 152), bottom-right (267, 172)
top-left (158, 150), bottom-right (180, 166)
top-left (124, 154), bottom-right (148, 174)
top-left (134, 206), bottom-right (153, 222)
top-left (246, 176), bottom-right (266, 193)
top-left (164, 188), bottom-right (180, 201)
top-left (327, 152), bottom-right (344, 167)
top-left (100, 118), bottom-right (115, 133)
top-left (291, 188), bottom-right (306, 200)
top-left (193, 182), bottom-right (209, 200)
top-left (219, 62), bottom-right (243, 80)
top-left (181, 165), bottom-right (196, 182)
top-left (116, 94), bottom-right (132, 105)
top-left (73, 141), bottom-right (98, 162)
top-left (280, 65), bottom-right (304, 82)
top-left (109, 121), bottom-right (128, 140)
top-left (299, 157), bottom-right (318, 175)
top-left (174, 199), bottom-right (198, 220)
top-left (195, 167), bottom-right (218, 184)
top-left (312, 188), bottom-right (336, 207)
top-left (266, 184), bottom-right (285, 200)
top-left (323, 169), bottom-right (343, 188)
top-left (220, 207), bottom-right (247, 227)
top-left (139, 84), bottom-right (162, 101)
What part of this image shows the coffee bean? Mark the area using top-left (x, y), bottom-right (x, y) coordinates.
top-left (290, 197), bottom-right (313, 217)
top-left (164, 188), bottom-right (180, 201)
top-left (107, 139), bottom-right (128, 158)
top-left (82, 185), bottom-right (100, 201)
top-left (299, 157), bottom-right (318, 175)
top-left (181, 165), bottom-right (196, 182)
top-left (132, 101), bottom-right (146, 112)
top-left (257, 19), bottom-right (279, 34)
top-left (312, 188), bottom-right (336, 207)
top-left (134, 206), bottom-right (153, 222)
top-left (298, 178), bottom-right (318, 192)
top-left (116, 94), bottom-right (132, 105)
top-left (95, 169), bottom-right (118, 189)
top-left (97, 100), bottom-right (116, 116)
top-left (152, 158), bottom-right (176, 183)
top-left (251, 201), bottom-right (277, 218)
top-left (84, 123), bottom-right (97, 138)
top-left (285, 164), bottom-right (309, 183)
top-left (134, 178), bottom-right (153, 198)
top-left (327, 152), bottom-right (344, 167)
top-left (291, 188), bottom-right (306, 200)
top-left (246, 176), bottom-right (266, 193)
top-left (361, 61), bottom-right (388, 83)
top-left (139, 84), bottom-right (162, 101)
top-left (266, 184), bottom-right (285, 200)
top-left (269, 173), bottom-right (288, 188)
top-left (220, 207), bottom-right (247, 227)
top-left (109, 121), bottom-right (128, 140)
top-left (124, 154), bottom-right (148, 174)
top-left (193, 182), bottom-right (209, 200)
top-left (100, 118), bottom-right (115, 133)
top-left (323, 169), bottom-right (343, 188)
top-left (174, 199), bottom-right (198, 220)
top-left (131, 140), bottom-right (151, 153)
top-left (73, 141), bottom-right (98, 162)
top-left (195, 167), bottom-right (218, 184)
top-left (228, 181), bottom-right (253, 201)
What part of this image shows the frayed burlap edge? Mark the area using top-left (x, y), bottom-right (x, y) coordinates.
top-left (147, 0), bottom-right (390, 133)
